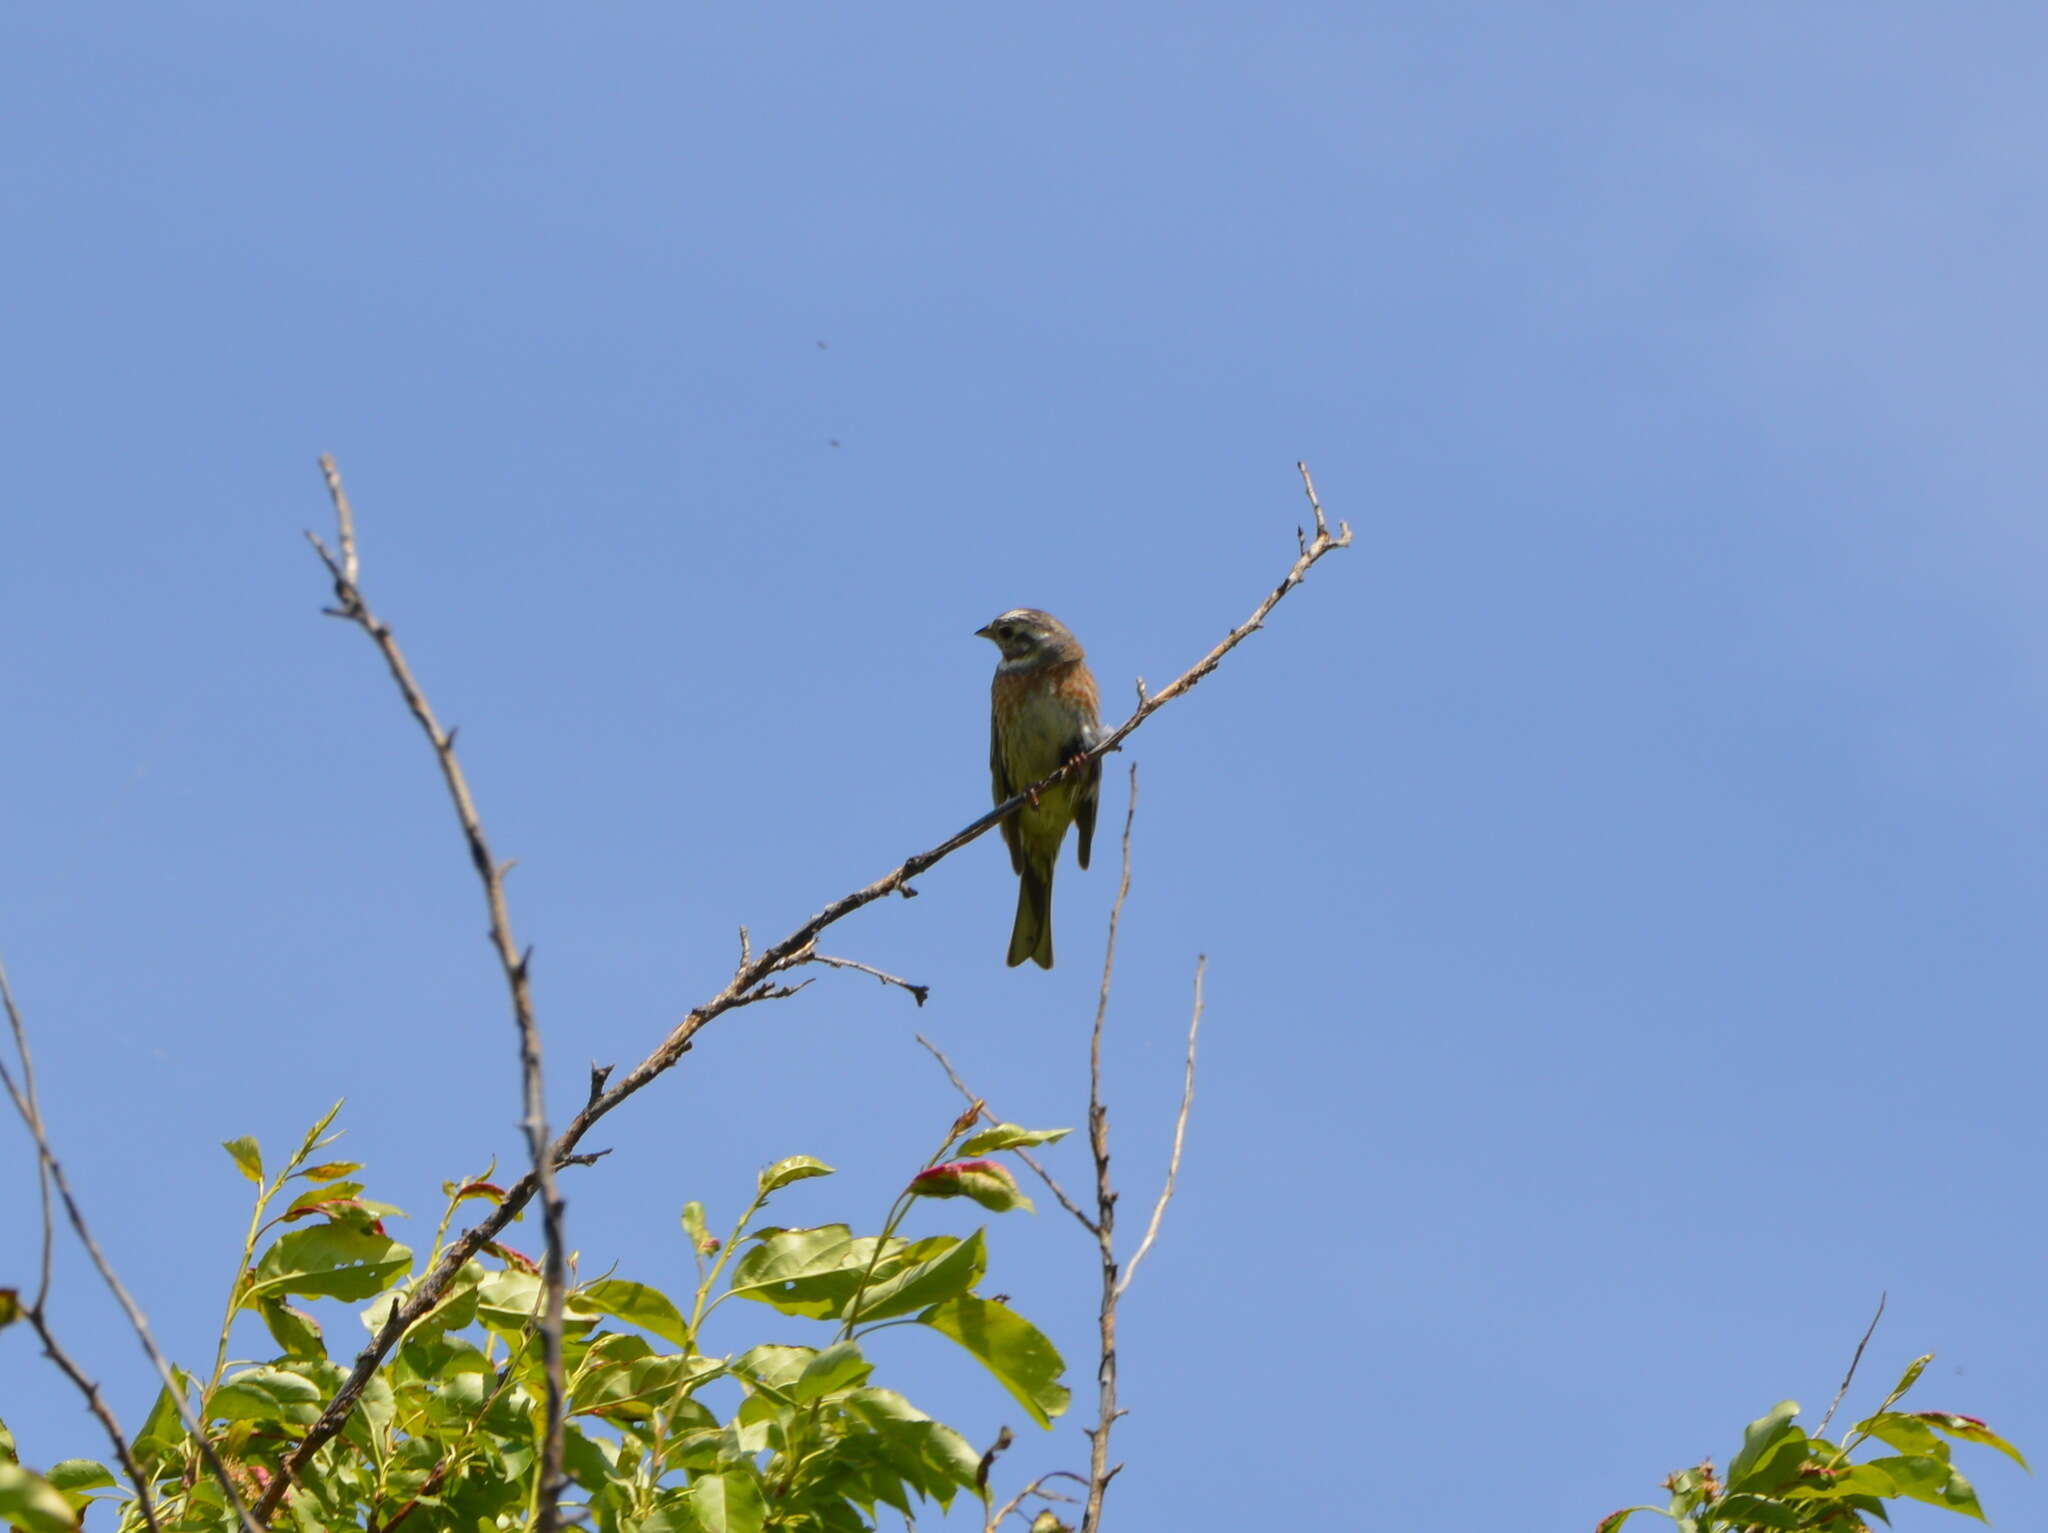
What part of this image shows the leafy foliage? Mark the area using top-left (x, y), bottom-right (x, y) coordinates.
top-left (1597, 1357), bottom-right (2027, 1532)
top-left (1, 1105), bottom-right (1071, 1531)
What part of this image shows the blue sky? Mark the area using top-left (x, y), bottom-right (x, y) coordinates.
top-left (4, 4), bottom-right (2045, 1528)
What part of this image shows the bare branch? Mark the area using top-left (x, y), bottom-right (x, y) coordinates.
top-left (5, 969), bottom-right (56, 1316)
top-left (316, 452), bottom-right (359, 585)
top-left (305, 456), bottom-right (569, 1531)
top-left (1817, 1292), bottom-right (1888, 1438)
top-left (915, 1034), bottom-right (1096, 1235)
top-left (1115, 956), bottom-right (1203, 1299)
top-left (1079, 771), bottom-right (1139, 1533)
top-left (258, 463), bottom-right (1347, 1514)
top-left (0, 963), bottom-right (258, 1533)
top-left (23, 1313), bottom-right (163, 1533)
top-left (788, 946), bottom-right (931, 1006)
top-left (987, 1471), bottom-right (1088, 1532)
top-left (0, 959), bottom-right (145, 1523)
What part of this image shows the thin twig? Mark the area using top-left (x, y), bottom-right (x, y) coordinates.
top-left (23, 1314), bottom-right (164, 1533)
top-left (987, 1471), bottom-right (1088, 1532)
top-left (1063, 463), bottom-right (1349, 776)
top-left (1816, 1292), bottom-right (1888, 1439)
top-left (306, 456), bottom-right (568, 1532)
top-left (790, 947), bottom-right (931, 1006)
top-left (1116, 956), bottom-right (1203, 1298)
top-left (7, 969), bottom-right (56, 1317)
top-left (0, 963), bottom-right (257, 1533)
top-left (1079, 772), bottom-right (1138, 1533)
top-left (914, 1034), bottom-right (1096, 1234)
top-left (257, 462), bottom-right (1348, 1516)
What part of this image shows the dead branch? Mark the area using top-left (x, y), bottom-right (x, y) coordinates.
top-left (306, 456), bottom-right (568, 1530)
top-left (0, 963), bottom-right (252, 1533)
top-left (927, 771), bottom-right (1202, 1530)
top-left (788, 945), bottom-right (931, 1006)
top-left (1816, 1292), bottom-right (1889, 1438)
top-left (1078, 774), bottom-right (1139, 1533)
top-left (1116, 957), bottom-right (1203, 1298)
top-left (987, 1471), bottom-right (1088, 1532)
top-left (21, 1313), bottom-right (163, 1533)
top-left (256, 461), bottom-right (1345, 1517)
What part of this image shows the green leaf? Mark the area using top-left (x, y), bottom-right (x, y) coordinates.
top-left (244, 1225), bottom-right (412, 1304)
top-left (285, 1181), bottom-right (365, 1217)
top-left (1859, 1411), bottom-right (1945, 1457)
top-left (296, 1100), bottom-right (345, 1153)
top-left (920, 1297), bottom-right (1069, 1427)
top-left (474, 1269), bottom-right (545, 1334)
top-left (0, 1462), bottom-right (74, 1533)
top-left (850, 1231), bottom-right (985, 1323)
top-left (41, 1461), bottom-right (117, 1520)
top-left (1914, 1412), bottom-right (2031, 1469)
top-left (732, 1344), bottom-right (816, 1399)
top-left (208, 1365), bottom-right (323, 1425)
top-left (1796, 1462), bottom-right (1902, 1500)
top-left (407, 1264), bottom-right (483, 1337)
top-left (579, 1279), bottom-right (691, 1347)
top-left (469, 1269), bottom-right (606, 1340)
top-left (1705, 1494), bottom-right (1803, 1529)
top-left (298, 1161), bottom-right (362, 1183)
top-left (689, 1466), bottom-right (766, 1533)
top-left (1940, 1466), bottom-right (1986, 1521)
top-left (1867, 1455), bottom-right (1986, 1520)
top-left (793, 1342), bottom-right (872, 1403)
top-left (1738, 1433), bottom-right (1814, 1497)
top-left (841, 1390), bottom-right (983, 1505)
top-left (1661, 1462), bottom-right (1711, 1513)
top-left (758, 1156), bottom-right (835, 1197)
top-left (1591, 1510), bottom-right (1664, 1533)
top-left (959, 1124), bottom-right (1072, 1155)
top-left (43, 1461), bottom-right (115, 1495)
top-left (636, 1501), bottom-right (703, 1533)
top-left (562, 1424), bottom-right (619, 1492)
top-left (1880, 1355), bottom-right (1933, 1408)
top-left (578, 1352), bottom-right (717, 1423)
top-left (727, 1226), bottom-right (873, 1318)
top-left (223, 1136), bottom-right (265, 1184)
top-left (732, 1386), bottom-right (789, 1447)
top-left (257, 1296), bottom-right (326, 1359)
top-left (131, 1379), bottom-right (193, 1465)
top-left (1726, 1401), bottom-right (1802, 1489)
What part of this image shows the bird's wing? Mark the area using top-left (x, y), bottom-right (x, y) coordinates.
top-left (991, 698), bottom-right (1024, 873)
top-left (1073, 750), bottom-right (1101, 870)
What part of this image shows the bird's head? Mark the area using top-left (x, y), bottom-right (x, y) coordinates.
top-left (975, 609), bottom-right (1081, 667)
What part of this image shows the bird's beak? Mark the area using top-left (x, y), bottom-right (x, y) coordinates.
top-left (974, 623), bottom-right (994, 639)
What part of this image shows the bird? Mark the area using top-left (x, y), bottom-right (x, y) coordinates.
top-left (976, 609), bottom-right (1103, 968)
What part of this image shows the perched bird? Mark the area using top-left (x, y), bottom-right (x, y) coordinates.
top-left (977, 609), bottom-right (1103, 968)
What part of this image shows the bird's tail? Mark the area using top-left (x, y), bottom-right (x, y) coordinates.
top-left (1007, 864), bottom-right (1054, 969)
